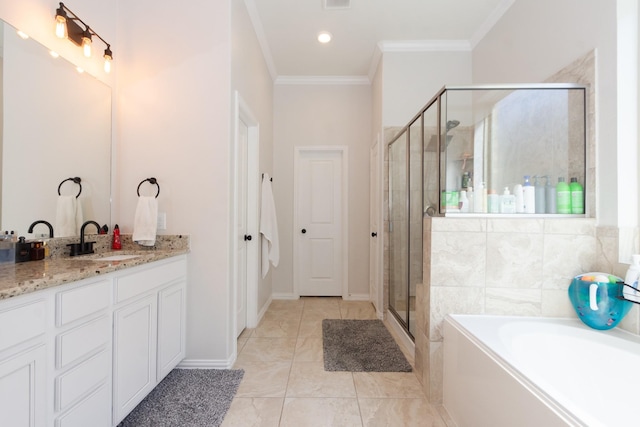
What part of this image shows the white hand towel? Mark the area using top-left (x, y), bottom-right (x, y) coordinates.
top-left (56, 195), bottom-right (82, 237)
top-left (260, 173), bottom-right (279, 278)
top-left (133, 196), bottom-right (158, 246)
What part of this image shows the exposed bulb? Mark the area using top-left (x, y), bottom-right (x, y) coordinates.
top-left (103, 47), bottom-right (113, 73)
top-left (82, 29), bottom-right (92, 58)
top-left (55, 14), bottom-right (67, 39)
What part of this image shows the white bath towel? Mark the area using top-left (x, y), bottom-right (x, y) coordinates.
top-left (55, 195), bottom-right (83, 237)
top-left (260, 173), bottom-right (279, 278)
top-left (133, 196), bottom-right (158, 246)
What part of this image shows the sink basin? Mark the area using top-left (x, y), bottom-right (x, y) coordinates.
top-left (92, 254), bottom-right (141, 261)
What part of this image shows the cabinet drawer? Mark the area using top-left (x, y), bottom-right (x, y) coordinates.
top-left (114, 259), bottom-right (185, 303)
top-left (56, 280), bottom-right (111, 327)
top-left (57, 315), bottom-right (110, 369)
top-left (56, 382), bottom-right (110, 427)
top-left (0, 300), bottom-right (46, 353)
top-left (56, 349), bottom-right (110, 411)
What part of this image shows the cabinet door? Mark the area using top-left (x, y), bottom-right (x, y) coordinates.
top-left (0, 344), bottom-right (46, 427)
top-left (157, 281), bottom-right (186, 381)
top-left (112, 295), bottom-right (157, 425)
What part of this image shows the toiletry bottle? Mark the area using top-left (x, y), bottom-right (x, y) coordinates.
top-left (513, 183), bottom-right (524, 213)
top-left (500, 187), bottom-right (516, 214)
top-left (523, 175), bottom-right (535, 214)
top-left (556, 177), bottom-right (571, 214)
top-left (466, 186), bottom-right (473, 211)
top-left (474, 182), bottom-right (484, 213)
top-left (534, 176), bottom-right (546, 214)
top-left (112, 224), bottom-right (122, 250)
top-left (570, 177), bottom-right (584, 214)
top-left (459, 190), bottom-right (469, 213)
top-left (461, 172), bottom-right (470, 190)
top-left (545, 176), bottom-right (556, 214)
top-left (488, 189), bottom-right (500, 213)
top-left (624, 254), bottom-right (640, 303)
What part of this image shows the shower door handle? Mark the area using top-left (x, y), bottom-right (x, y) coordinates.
top-left (371, 232), bottom-right (377, 237)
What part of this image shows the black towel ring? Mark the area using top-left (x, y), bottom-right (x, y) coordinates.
top-left (58, 177), bottom-right (82, 198)
top-left (137, 177), bottom-right (160, 198)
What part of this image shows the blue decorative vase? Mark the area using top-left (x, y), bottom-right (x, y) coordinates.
top-left (568, 273), bottom-right (632, 330)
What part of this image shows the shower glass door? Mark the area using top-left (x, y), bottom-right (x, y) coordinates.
top-left (388, 131), bottom-right (408, 332)
top-left (388, 117), bottom-right (423, 339)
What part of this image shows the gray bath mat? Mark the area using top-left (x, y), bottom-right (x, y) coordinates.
top-left (118, 368), bottom-right (244, 427)
top-left (322, 319), bottom-right (412, 372)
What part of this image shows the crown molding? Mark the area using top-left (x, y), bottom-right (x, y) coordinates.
top-left (378, 40), bottom-right (472, 53)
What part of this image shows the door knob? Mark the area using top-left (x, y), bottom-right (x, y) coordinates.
top-left (371, 232), bottom-right (377, 237)
top-left (301, 229), bottom-right (307, 234)
top-left (244, 234), bottom-right (252, 241)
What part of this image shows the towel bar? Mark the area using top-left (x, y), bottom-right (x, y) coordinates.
top-left (58, 177), bottom-right (82, 198)
top-left (137, 177), bottom-right (160, 198)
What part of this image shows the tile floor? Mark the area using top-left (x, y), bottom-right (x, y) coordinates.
top-left (221, 297), bottom-right (447, 427)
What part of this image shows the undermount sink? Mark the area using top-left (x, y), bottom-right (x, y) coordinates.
top-left (94, 254), bottom-right (141, 261)
top-left (72, 253), bottom-right (142, 261)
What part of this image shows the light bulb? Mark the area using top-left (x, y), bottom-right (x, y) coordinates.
top-left (317, 31), bottom-right (332, 43)
top-left (55, 14), bottom-right (67, 39)
top-left (82, 30), bottom-right (92, 58)
top-left (103, 47), bottom-right (113, 73)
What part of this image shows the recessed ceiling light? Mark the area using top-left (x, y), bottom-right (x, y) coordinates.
top-left (317, 31), bottom-right (332, 44)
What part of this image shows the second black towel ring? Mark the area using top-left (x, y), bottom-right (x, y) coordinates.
top-left (137, 177), bottom-right (160, 198)
top-left (58, 177), bottom-right (82, 198)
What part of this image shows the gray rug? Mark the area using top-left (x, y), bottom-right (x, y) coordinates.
top-left (118, 369), bottom-right (244, 427)
top-left (322, 319), bottom-right (412, 372)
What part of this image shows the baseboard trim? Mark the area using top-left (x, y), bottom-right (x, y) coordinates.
top-left (343, 293), bottom-right (370, 301)
top-left (177, 358), bottom-right (235, 369)
top-left (272, 293), bottom-right (299, 300)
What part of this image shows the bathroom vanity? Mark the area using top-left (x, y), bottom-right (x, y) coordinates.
top-left (0, 250), bottom-right (187, 427)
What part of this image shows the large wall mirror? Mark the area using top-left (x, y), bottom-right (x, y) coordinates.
top-left (0, 19), bottom-right (111, 237)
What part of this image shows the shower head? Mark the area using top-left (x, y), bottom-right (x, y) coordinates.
top-left (446, 120), bottom-right (460, 132)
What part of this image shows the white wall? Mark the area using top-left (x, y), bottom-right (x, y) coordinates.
top-left (231, 0), bottom-right (275, 314)
top-left (272, 84), bottom-right (372, 298)
top-left (116, 0), bottom-right (234, 364)
top-left (382, 51), bottom-right (472, 127)
top-left (472, 0), bottom-right (621, 228)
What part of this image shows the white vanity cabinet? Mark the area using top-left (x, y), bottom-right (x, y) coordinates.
top-left (0, 296), bottom-right (48, 427)
top-left (112, 257), bottom-right (187, 426)
top-left (0, 253), bottom-right (187, 427)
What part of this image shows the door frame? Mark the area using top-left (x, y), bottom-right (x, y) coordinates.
top-left (293, 146), bottom-right (349, 298)
top-left (232, 91), bottom-right (260, 340)
top-left (370, 134), bottom-right (384, 317)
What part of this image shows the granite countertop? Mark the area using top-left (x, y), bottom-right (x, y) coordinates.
top-left (0, 234), bottom-right (189, 300)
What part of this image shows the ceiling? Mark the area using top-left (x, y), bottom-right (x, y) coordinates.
top-left (246, 0), bottom-right (514, 82)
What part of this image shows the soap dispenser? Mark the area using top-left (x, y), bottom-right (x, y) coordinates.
top-left (112, 224), bottom-right (122, 250)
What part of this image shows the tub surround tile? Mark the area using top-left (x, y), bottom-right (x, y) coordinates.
top-left (485, 233), bottom-right (543, 288)
top-left (430, 232), bottom-right (486, 288)
top-left (542, 234), bottom-right (597, 289)
top-left (431, 217), bottom-right (486, 232)
top-left (543, 218), bottom-right (596, 235)
top-left (485, 288), bottom-right (542, 316)
top-left (430, 287), bottom-right (484, 341)
top-left (541, 289), bottom-right (576, 317)
top-left (487, 218), bottom-right (544, 233)
top-left (428, 342), bottom-right (443, 404)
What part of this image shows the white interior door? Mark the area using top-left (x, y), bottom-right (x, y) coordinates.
top-left (295, 148), bottom-right (345, 296)
top-left (369, 139), bottom-right (382, 313)
top-left (235, 119), bottom-right (249, 337)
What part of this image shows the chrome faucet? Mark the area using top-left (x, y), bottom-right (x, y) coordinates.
top-left (67, 220), bottom-right (101, 256)
top-left (27, 220), bottom-right (54, 238)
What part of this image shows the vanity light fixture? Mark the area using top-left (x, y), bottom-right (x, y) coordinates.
top-left (54, 2), bottom-right (113, 72)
